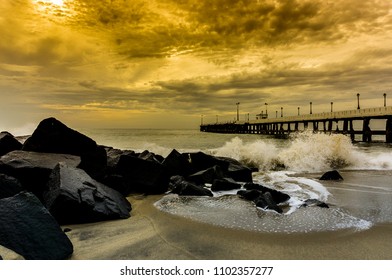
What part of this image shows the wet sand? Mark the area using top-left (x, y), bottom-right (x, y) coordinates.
top-left (64, 194), bottom-right (392, 260)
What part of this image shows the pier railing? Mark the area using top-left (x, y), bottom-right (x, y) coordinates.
top-left (200, 106), bottom-right (392, 143)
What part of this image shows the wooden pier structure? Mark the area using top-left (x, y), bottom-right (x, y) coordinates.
top-left (200, 106), bottom-right (392, 143)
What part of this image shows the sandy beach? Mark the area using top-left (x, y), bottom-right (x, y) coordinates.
top-left (61, 192), bottom-right (391, 260)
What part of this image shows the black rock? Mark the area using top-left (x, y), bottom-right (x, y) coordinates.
top-left (188, 152), bottom-right (230, 173)
top-left (44, 162), bottom-right (132, 224)
top-left (102, 174), bottom-right (129, 196)
top-left (116, 154), bottom-right (170, 194)
top-left (138, 150), bottom-right (164, 163)
top-left (320, 170), bottom-right (343, 180)
top-left (211, 178), bottom-right (242, 191)
top-left (162, 149), bottom-right (192, 176)
top-left (187, 165), bottom-right (224, 185)
top-left (216, 156), bottom-right (253, 182)
top-left (106, 148), bottom-right (135, 169)
top-left (255, 192), bottom-right (283, 213)
top-left (244, 182), bottom-right (290, 204)
top-left (0, 151), bottom-right (80, 199)
top-left (237, 189), bottom-right (263, 201)
top-left (22, 117), bottom-right (107, 180)
top-left (0, 132), bottom-right (22, 156)
top-left (169, 175), bottom-right (213, 196)
top-left (0, 192), bottom-right (73, 260)
top-left (303, 199), bottom-right (329, 208)
top-left (0, 255), bottom-right (2, 260)
top-left (0, 173), bottom-right (24, 199)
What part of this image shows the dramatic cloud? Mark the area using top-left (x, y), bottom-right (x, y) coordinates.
top-left (0, 0), bottom-right (392, 130)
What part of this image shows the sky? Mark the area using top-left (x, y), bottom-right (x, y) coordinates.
top-left (1, 0), bottom-right (392, 133)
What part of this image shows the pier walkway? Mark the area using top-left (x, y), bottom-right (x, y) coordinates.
top-left (200, 106), bottom-right (392, 143)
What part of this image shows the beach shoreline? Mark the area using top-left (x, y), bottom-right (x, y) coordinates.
top-left (60, 192), bottom-right (392, 260)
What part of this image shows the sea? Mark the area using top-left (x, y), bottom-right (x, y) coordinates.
top-left (77, 128), bottom-right (392, 234)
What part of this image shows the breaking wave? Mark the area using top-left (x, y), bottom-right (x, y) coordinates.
top-left (211, 131), bottom-right (392, 172)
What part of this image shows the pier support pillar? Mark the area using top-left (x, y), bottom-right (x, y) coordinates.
top-left (349, 120), bottom-right (355, 141)
top-left (362, 118), bottom-right (372, 142)
top-left (386, 118), bottom-right (392, 143)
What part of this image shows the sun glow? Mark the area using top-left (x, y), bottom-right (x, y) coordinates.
top-left (35, 0), bottom-right (64, 6)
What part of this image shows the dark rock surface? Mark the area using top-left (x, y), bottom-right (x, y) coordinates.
top-left (302, 199), bottom-right (329, 208)
top-left (116, 154), bottom-right (169, 194)
top-left (0, 132), bottom-right (22, 156)
top-left (22, 117), bottom-right (107, 180)
top-left (169, 175), bottom-right (213, 196)
top-left (44, 162), bottom-right (131, 224)
top-left (187, 165), bottom-right (224, 184)
top-left (188, 151), bottom-right (230, 173)
top-left (138, 150), bottom-right (164, 163)
top-left (162, 149), bottom-right (192, 177)
top-left (0, 191), bottom-right (73, 260)
top-left (255, 192), bottom-right (283, 213)
top-left (237, 189), bottom-right (284, 214)
top-left (244, 182), bottom-right (290, 204)
top-left (216, 156), bottom-right (253, 182)
top-left (0, 151), bottom-right (80, 198)
top-left (0, 174), bottom-right (24, 199)
top-left (320, 170), bottom-right (343, 181)
top-left (211, 178), bottom-right (242, 191)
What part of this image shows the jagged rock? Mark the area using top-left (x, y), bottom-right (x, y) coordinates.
top-left (238, 189), bottom-right (284, 214)
top-left (0, 151), bottom-right (80, 199)
top-left (0, 132), bottom-right (22, 156)
top-left (211, 178), bottom-right (242, 191)
top-left (255, 192), bottom-right (283, 213)
top-left (138, 150), bottom-right (164, 163)
top-left (22, 117), bottom-right (107, 180)
top-left (0, 174), bottom-right (24, 199)
top-left (302, 199), bottom-right (329, 208)
top-left (188, 152), bottom-right (230, 173)
top-left (244, 182), bottom-right (290, 203)
top-left (105, 148), bottom-right (135, 169)
top-left (237, 189), bottom-right (263, 201)
top-left (216, 156), bottom-right (253, 182)
top-left (0, 192), bottom-right (73, 260)
top-left (44, 162), bottom-right (131, 224)
top-left (116, 154), bottom-right (170, 194)
top-left (187, 165), bottom-right (224, 184)
top-left (169, 175), bottom-right (213, 196)
top-left (162, 149), bottom-right (192, 176)
top-left (320, 170), bottom-right (343, 180)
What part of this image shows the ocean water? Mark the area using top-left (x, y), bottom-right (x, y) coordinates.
top-left (79, 128), bottom-right (392, 233)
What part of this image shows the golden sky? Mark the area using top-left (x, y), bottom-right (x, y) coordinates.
top-left (1, 0), bottom-right (392, 131)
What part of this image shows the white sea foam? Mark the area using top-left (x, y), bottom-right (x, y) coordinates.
top-left (210, 132), bottom-right (392, 172)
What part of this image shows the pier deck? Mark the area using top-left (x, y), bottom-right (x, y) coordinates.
top-left (200, 106), bottom-right (392, 143)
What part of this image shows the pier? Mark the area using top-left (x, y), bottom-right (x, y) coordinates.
top-left (200, 106), bottom-right (392, 143)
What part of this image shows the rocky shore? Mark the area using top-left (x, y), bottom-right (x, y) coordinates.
top-left (0, 117), bottom-right (335, 260)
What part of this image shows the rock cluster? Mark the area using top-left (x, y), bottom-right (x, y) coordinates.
top-left (0, 117), bottom-right (338, 259)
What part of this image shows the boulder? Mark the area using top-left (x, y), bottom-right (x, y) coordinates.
top-left (0, 151), bottom-right (80, 199)
top-left (211, 178), bottom-right (242, 191)
top-left (216, 156), bottom-right (253, 182)
top-left (0, 174), bottom-right (24, 199)
top-left (0, 132), bottom-right (22, 156)
top-left (244, 182), bottom-right (290, 204)
top-left (255, 192), bottom-right (283, 213)
top-left (187, 165), bottom-right (224, 184)
top-left (302, 199), bottom-right (329, 208)
top-left (116, 154), bottom-right (170, 194)
top-left (162, 149), bottom-right (192, 176)
top-left (188, 152), bottom-right (230, 173)
top-left (169, 175), bottom-right (213, 196)
top-left (22, 117), bottom-right (107, 180)
top-left (44, 162), bottom-right (131, 224)
top-left (138, 150), bottom-right (164, 163)
top-left (238, 189), bottom-right (283, 213)
top-left (0, 191), bottom-right (73, 260)
top-left (320, 170), bottom-right (344, 181)
top-left (237, 189), bottom-right (263, 201)
top-left (105, 147), bottom-right (135, 170)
